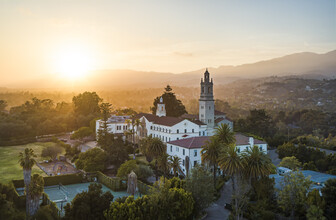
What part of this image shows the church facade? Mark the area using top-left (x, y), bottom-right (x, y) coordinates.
top-left (138, 69), bottom-right (233, 141)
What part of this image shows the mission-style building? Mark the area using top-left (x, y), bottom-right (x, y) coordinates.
top-left (96, 69), bottom-right (267, 175)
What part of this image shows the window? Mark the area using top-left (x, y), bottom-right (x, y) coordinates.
top-left (183, 149), bottom-right (185, 155)
top-left (201, 114), bottom-right (204, 118)
top-left (177, 129), bottom-right (179, 134)
top-left (208, 87), bottom-right (210, 93)
top-left (192, 129), bottom-right (194, 133)
top-left (166, 137), bottom-right (167, 142)
top-left (169, 137), bottom-right (171, 141)
top-left (246, 147), bottom-right (248, 151)
top-left (202, 131), bottom-right (205, 136)
top-left (170, 145), bottom-right (172, 152)
top-left (199, 131), bottom-right (201, 136)
top-left (182, 159), bottom-right (185, 166)
top-left (194, 161), bottom-right (197, 166)
top-left (209, 106), bottom-right (211, 109)
top-left (184, 129), bottom-right (187, 133)
top-left (150, 126), bottom-right (153, 130)
top-left (177, 138), bottom-right (179, 140)
top-left (259, 146), bottom-right (263, 151)
top-left (117, 126), bottom-right (121, 130)
top-left (238, 148), bottom-right (240, 153)
top-left (194, 150), bottom-right (197, 157)
top-left (201, 106), bottom-right (204, 109)
top-left (176, 147), bottom-right (179, 152)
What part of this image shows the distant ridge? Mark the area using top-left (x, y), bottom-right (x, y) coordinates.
top-left (5, 50), bottom-right (336, 89)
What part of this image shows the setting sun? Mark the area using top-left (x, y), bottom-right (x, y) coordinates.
top-left (54, 45), bottom-right (94, 80)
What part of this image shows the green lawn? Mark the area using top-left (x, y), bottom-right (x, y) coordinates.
top-left (0, 142), bottom-right (59, 184)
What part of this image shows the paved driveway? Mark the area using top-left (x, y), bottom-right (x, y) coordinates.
top-left (205, 180), bottom-right (232, 220)
top-left (268, 149), bottom-right (281, 166)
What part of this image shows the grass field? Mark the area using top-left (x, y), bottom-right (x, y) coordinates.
top-left (0, 142), bottom-right (61, 183)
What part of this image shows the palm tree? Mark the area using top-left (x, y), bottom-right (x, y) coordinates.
top-left (169, 156), bottom-right (181, 177)
top-left (201, 136), bottom-right (222, 187)
top-left (18, 148), bottom-right (36, 218)
top-left (242, 145), bottom-right (273, 182)
top-left (28, 174), bottom-right (44, 216)
top-left (218, 144), bottom-right (245, 220)
top-left (157, 153), bottom-right (170, 183)
top-left (147, 138), bottom-right (166, 180)
top-left (215, 123), bottom-right (235, 146)
top-left (147, 138), bottom-right (166, 159)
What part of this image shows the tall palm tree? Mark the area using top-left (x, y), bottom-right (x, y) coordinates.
top-left (242, 145), bottom-right (273, 182)
top-left (28, 174), bottom-right (44, 216)
top-left (169, 156), bottom-right (181, 177)
top-left (18, 148), bottom-right (36, 218)
top-left (157, 153), bottom-right (170, 183)
top-left (218, 144), bottom-right (246, 220)
top-left (201, 136), bottom-right (222, 187)
top-left (215, 123), bottom-right (235, 147)
top-left (147, 138), bottom-right (166, 159)
top-left (147, 138), bottom-right (166, 180)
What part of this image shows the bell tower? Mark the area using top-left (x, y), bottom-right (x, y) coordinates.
top-left (156, 97), bottom-right (166, 117)
top-left (199, 69), bottom-right (215, 129)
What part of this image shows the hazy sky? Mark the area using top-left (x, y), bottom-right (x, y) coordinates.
top-left (0, 0), bottom-right (335, 85)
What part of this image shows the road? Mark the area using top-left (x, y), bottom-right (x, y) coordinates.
top-left (205, 180), bottom-right (232, 220)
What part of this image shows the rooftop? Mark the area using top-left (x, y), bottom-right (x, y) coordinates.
top-left (167, 133), bottom-right (267, 149)
top-left (138, 113), bottom-right (205, 127)
top-left (270, 170), bottom-right (336, 190)
top-left (105, 115), bottom-right (131, 123)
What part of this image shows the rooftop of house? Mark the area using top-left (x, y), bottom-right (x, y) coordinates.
top-left (167, 133), bottom-right (267, 149)
top-left (270, 170), bottom-right (336, 191)
top-left (101, 115), bottom-right (131, 123)
top-left (137, 113), bottom-right (206, 127)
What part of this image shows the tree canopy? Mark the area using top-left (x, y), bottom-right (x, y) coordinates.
top-left (72, 92), bottom-right (102, 116)
top-left (64, 183), bottom-right (114, 220)
top-left (75, 148), bottom-right (108, 172)
top-left (150, 85), bottom-right (187, 117)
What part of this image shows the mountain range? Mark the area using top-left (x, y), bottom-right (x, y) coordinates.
top-left (4, 50), bottom-right (336, 89)
top-left (85, 49), bottom-right (336, 89)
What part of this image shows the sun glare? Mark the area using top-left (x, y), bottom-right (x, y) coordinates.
top-left (54, 45), bottom-right (94, 80)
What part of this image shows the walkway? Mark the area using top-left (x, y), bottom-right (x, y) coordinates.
top-left (204, 180), bottom-right (232, 220)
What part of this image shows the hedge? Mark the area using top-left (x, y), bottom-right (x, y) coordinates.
top-left (96, 171), bottom-right (123, 191)
top-left (12, 173), bottom-right (83, 189)
top-left (0, 136), bottom-right (36, 146)
top-left (137, 180), bottom-right (150, 195)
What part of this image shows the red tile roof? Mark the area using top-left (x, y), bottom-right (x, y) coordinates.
top-left (215, 117), bottom-right (225, 123)
top-left (215, 110), bottom-right (226, 115)
top-left (168, 136), bottom-right (210, 149)
top-left (167, 133), bottom-right (267, 149)
top-left (138, 113), bottom-right (205, 126)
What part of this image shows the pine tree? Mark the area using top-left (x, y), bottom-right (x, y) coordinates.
top-left (151, 85), bottom-right (187, 117)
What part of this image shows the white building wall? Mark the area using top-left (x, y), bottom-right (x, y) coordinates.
top-left (95, 119), bottom-right (131, 137)
top-left (142, 117), bottom-right (208, 143)
top-left (168, 137), bottom-right (268, 175)
top-left (199, 100), bottom-right (215, 128)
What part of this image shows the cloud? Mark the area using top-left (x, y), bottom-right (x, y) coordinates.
top-left (173, 51), bottom-right (193, 57)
